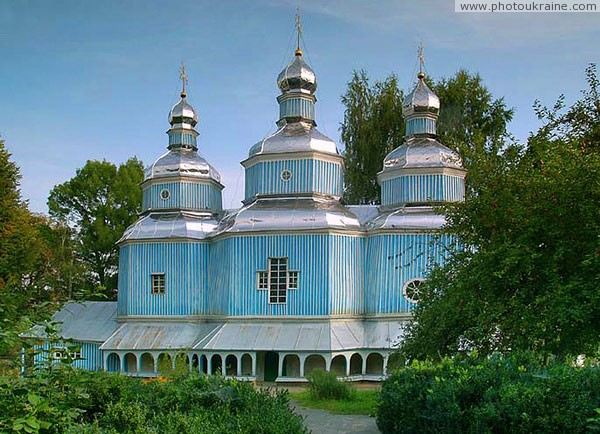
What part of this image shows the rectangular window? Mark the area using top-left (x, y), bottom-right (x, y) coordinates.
top-left (151, 273), bottom-right (165, 295)
top-left (269, 257), bottom-right (288, 304)
top-left (257, 271), bottom-right (269, 289)
top-left (288, 271), bottom-right (299, 289)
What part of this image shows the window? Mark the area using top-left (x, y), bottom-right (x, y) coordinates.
top-left (257, 258), bottom-right (299, 304)
top-left (152, 273), bottom-right (166, 294)
top-left (160, 189), bottom-right (170, 200)
top-left (404, 278), bottom-right (424, 304)
top-left (257, 271), bottom-right (268, 290)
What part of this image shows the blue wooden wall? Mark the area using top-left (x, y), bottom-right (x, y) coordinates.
top-left (142, 181), bottom-right (222, 212)
top-left (381, 174), bottom-right (465, 206)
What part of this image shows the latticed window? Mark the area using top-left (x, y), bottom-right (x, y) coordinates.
top-left (151, 273), bottom-right (166, 295)
top-left (256, 258), bottom-right (299, 304)
top-left (404, 278), bottom-right (424, 304)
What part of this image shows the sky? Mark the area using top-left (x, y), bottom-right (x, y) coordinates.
top-left (0, 0), bottom-right (598, 213)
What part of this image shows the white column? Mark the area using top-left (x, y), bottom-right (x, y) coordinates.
top-left (362, 354), bottom-right (368, 375)
top-left (236, 355), bottom-right (242, 377)
top-left (136, 353), bottom-right (142, 373)
top-left (326, 354), bottom-right (332, 371)
top-left (278, 353), bottom-right (285, 378)
top-left (207, 355), bottom-right (212, 375)
top-left (221, 355), bottom-right (226, 376)
top-left (251, 354), bottom-right (257, 377)
top-left (345, 355), bottom-right (351, 377)
top-left (299, 354), bottom-right (306, 377)
top-left (383, 354), bottom-right (390, 376)
top-left (119, 354), bottom-right (125, 373)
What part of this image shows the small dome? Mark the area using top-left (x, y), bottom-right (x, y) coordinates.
top-left (383, 137), bottom-right (463, 171)
top-left (248, 122), bottom-right (339, 158)
top-left (168, 95), bottom-right (199, 126)
top-left (145, 149), bottom-right (221, 183)
top-left (402, 75), bottom-right (440, 117)
top-left (277, 52), bottom-right (317, 94)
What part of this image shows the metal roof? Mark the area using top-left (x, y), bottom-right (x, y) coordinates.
top-left (367, 206), bottom-right (447, 231)
top-left (24, 302), bottom-right (118, 343)
top-left (118, 211), bottom-right (219, 243)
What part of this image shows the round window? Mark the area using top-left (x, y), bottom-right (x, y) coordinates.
top-left (404, 278), bottom-right (425, 304)
top-left (160, 189), bottom-right (170, 200)
top-left (280, 169), bottom-right (292, 181)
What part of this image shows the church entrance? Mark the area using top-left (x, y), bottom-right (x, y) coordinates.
top-left (264, 351), bottom-right (279, 381)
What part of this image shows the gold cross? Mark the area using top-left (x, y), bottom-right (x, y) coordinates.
top-left (179, 61), bottom-right (188, 96)
top-left (418, 43), bottom-right (425, 77)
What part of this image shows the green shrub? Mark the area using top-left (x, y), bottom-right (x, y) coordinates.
top-left (377, 353), bottom-right (600, 434)
top-left (306, 369), bottom-right (353, 400)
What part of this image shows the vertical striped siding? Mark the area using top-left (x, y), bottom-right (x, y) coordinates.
top-left (279, 97), bottom-right (315, 121)
top-left (365, 233), bottom-right (457, 314)
top-left (168, 132), bottom-right (197, 147)
top-left (34, 341), bottom-right (103, 371)
top-left (381, 174), bottom-right (465, 206)
top-left (405, 117), bottom-right (436, 136)
top-left (245, 159), bottom-right (342, 200)
top-left (210, 234), bottom-right (363, 316)
top-left (118, 242), bottom-right (209, 316)
top-left (142, 181), bottom-right (222, 212)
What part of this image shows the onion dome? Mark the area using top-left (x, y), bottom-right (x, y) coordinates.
top-left (402, 72), bottom-right (440, 117)
top-left (277, 49), bottom-right (317, 94)
top-left (382, 137), bottom-right (463, 171)
top-left (168, 94), bottom-right (199, 128)
top-left (144, 149), bottom-right (221, 183)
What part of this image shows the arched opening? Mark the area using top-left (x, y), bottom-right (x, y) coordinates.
top-left (282, 354), bottom-right (300, 377)
top-left (225, 355), bottom-right (237, 376)
top-left (200, 355), bottom-right (208, 374)
top-left (366, 353), bottom-right (384, 375)
top-left (264, 351), bottom-right (279, 381)
top-left (140, 353), bottom-right (154, 373)
top-left (124, 353), bottom-right (137, 373)
top-left (173, 353), bottom-right (188, 373)
top-left (330, 355), bottom-right (346, 376)
top-left (304, 354), bottom-right (326, 376)
top-left (211, 354), bottom-right (222, 375)
top-left (157, 353), bottom-right (173, 375)
top-left (387, 352), bottom-right (404, 373)
top-left (106, 353), bottom-right (120, 372)
top-left (241, 354), bottom-right (252, 376)
top-left (191, 354), bottom-right (199, 372)
top-left (350, 353), bottom-right (363, 375)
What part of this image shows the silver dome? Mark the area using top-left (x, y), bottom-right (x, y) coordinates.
top-left (118, 211), bottom-right (219, 243)
top-left (145, 149), bottom-right (222, 183)
top-left (215, 198), bottom-right (361, 235)
top-left (277, 53), bottom-right (317, 94)
top-left (168, 95), bottom-right (199, 126)
top-left (383, 137), bottom-right (463, 171)
top-left (247, 121), bottom-right (339, 158)
top-left (403, 75), bottom-right (440, 117)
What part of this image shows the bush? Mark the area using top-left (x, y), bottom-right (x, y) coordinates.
top-left (377, 353), bottom-right (600, 434)
top-left (306, 369), bottom-right (353, 400)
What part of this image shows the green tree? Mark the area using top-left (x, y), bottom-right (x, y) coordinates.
top-left (340, 69), bottom-right (513, 204)
top-left (341, 71), bottom-right (405, 204)
top-left (400, 65), bottom-right (600, 360)
top-left (47, 159), bottom-right (144, 299)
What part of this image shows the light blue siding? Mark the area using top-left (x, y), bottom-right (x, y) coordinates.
top-left (142, 181), bottom-right (222, 212)
top-left (279, 97), bottom-right (315, 121)
top-left (118, 241), bottom-right (210, 316)
top-left (381, 174), bottom-right (465, 206)
top-left (365, 233), bottom-right (456, 314)
top-left (34, 341), bottom-right (103, 371)
top-left (210, 234), bottom-right (363, 317)
top-left (245, 159), bottom-right (343, 200)
top-left (168, 132), bottom-right (197, 147)
top-left (405, 117), bottom-right (436, 136)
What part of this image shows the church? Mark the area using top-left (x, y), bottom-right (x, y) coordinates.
top-left (29, 26), bottom-right (466, 382)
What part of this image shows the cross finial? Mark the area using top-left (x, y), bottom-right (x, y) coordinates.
top-left (418, 43), bottom-right (425, 79)
top-left (295, 7), bottom-right (303, 56)
top-left (179, 61), bottom-right (188, 97)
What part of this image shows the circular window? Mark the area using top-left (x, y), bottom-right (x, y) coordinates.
top-left (160, 189), bottom-right (170, 200)
top-left (404, 278), bottom-right (425, 304)
top-left (280, 169), bottom-right (292, 182)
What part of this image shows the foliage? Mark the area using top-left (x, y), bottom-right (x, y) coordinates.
top-left (292, 389), bottom-right (378, 415)
top-left (306, 369), bottom-right (353, 400)
top-left (400, 64), bottom-right (600, 359)
top-left (47, 159), bottom-right (144, 299)
top-left (340, 69), bottom-right (513, 204)
top-left (341, 71), bottom-right (405, 204)
top-left (377, 352), bottom-right (600, 434)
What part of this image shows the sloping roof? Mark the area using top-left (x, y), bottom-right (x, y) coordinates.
top-left (24, 302), bottom-right (118, 343)
top-left (100, 322), bottom-right (221, 351)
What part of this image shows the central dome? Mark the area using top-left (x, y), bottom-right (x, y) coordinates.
top-left (168, 95), bottom-right (199, 126)
top-left (277, 52), bottom-right (317, 94)
top-left (402, 75), bottom-right (440, 117)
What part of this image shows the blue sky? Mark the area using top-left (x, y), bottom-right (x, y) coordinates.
top-left (1, 0), bottom-right (597, 212)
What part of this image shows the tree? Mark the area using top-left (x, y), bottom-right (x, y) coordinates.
top-left (47, 159), bottom-right (144, 299)
top-left (341, 71), bottom-right (405, 204)
top-left (340, 69), bottom-right (513, 204)
top-left (400, 65), bottom-right (600, 360)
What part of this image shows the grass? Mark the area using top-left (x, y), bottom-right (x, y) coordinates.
top-left (290, 389), bottom-right (379, 415)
